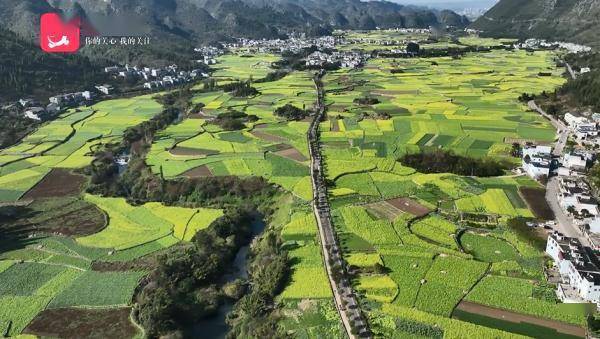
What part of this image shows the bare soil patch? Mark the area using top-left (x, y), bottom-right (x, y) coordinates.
top-left (41, 205), bottom-right (106, 237)
top-left (24, 307), bottom-right (139, 339)
top-left (330, 118), bottom-right (340, 132)
top-left (169, 147), bottom-right (218, 157)
top-left (520, 187), bottom-right (555, 220)
top-left (250, 130), bottom-right (287, 143)
top-left (386, 197), bottom-right (431, 217)
top-left (275, 148), bottom-right (308, 162)
top-left (366, 201), bottom-right (403, 221)
top-left (22, 169), bottom-right (86, 200)
top-left (455, 301), bottom-right (586, 337)
top-left (188, 112), bottom-right (213, 120)
top-left (181, 165), bottom-right (213, 178)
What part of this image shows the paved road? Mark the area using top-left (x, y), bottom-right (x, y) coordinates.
top-left (545, 177), bottom-right (588, 244)
top-left (564, 61), bottom-right (577, 80)
top-left (528, 100), bottom-right (568, 156)
top-left (529, 101), bottom-right (590, 245)
top-left (308, 71), bottom-right (371, 338)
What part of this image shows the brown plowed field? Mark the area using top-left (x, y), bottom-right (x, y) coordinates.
top-left (25, 307), bottom-right (139, 339)
top-left (181, 165), bottom-right (213, 178)
top-left (22, 169), bottom-right (86, 200)
top-left (455, 301), bottom-right (586, 338)
top-left (386, 197), bottom-right (431, 217)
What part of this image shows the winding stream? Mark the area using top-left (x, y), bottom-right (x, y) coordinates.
top-left (187, 217), bottom-right (266, 338)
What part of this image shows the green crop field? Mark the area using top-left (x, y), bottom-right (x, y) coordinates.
top-left (460, 232), bottom-right (521, 262)
top-left (0, 29), bottom-right (577, 338)
top-left (466, 275), bottom-right (588, 325)
top-left (0, 96), bottom-right (162, 202)
top-left (49, 271), bottom-right (146, 308)
top-left (279, 213), bottom-right (332, 300)
top-left (77, 195), bottom-right (222, 251)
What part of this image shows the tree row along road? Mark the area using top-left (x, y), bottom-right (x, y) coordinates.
top-left (308, 70), bottom-right (372, 338)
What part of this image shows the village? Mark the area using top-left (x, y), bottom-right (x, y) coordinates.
top-left (12, 63), bottom-right (208, 122)
top-left (521, 101), bottom-right (600, 308)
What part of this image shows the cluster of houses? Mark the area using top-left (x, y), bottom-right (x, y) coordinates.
top-left (194, 46), bottom-right (223, 65)
top-left (104, 64), bottom-right (207, 90)
top-left (565, 113), bottom-right (600, 146)
top-left (515, 39), bottom-right (592, 54)
top-left (18, 87), bottom-right (106, 121)
top-left (546, 232), bottom-right (600, 305)
top-left (222, 36), bottom-right (338, 55)
top-left (305, 51), bottom-right (368, 69)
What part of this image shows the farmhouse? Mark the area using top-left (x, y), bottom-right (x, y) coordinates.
top-left (18, 98), bottom-right (36, 107)
top-left (95, 85), bottom-right (114, 95)
top-left (562, 152), bottom-right (590, 172)
top-left (557, 177), bottom-right (599, 217)
top-left (546, 232), bottom-right (600, 304)
top-left (522, 145), bottom-right (552, 179)
top-left (23, 107), bottom-right (47, 121)
top-left (564, 113), bottom-right (589, 129)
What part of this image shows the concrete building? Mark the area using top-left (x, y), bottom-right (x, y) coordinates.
top-left (522, 145), bottom-right (552, 179)
top-left (546, 232), bottom-right (600, 304)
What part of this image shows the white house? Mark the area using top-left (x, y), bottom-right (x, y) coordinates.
top-left (24, 107), bottom-right (46, 121)
top-left (95, 85), bottom-right (114, 95)
top-left (558, 177), bottom-right (599, 216)
top-left (546, 232), bottom-right (600, 304)
top-left (563, 152), bottom-right (589, 172)
top-left (522, 145), bottom-right (552, 179)
top-left (581, 67), bottom-right (591, 74)
top-left (565, 113), bottom-right (589, 129)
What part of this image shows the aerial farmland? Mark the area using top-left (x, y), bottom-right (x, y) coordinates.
top-left (0, 31), bottom-right (589, 339)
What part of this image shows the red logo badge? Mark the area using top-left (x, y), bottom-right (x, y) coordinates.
top-left (40, 13), bottom-right (80, 53)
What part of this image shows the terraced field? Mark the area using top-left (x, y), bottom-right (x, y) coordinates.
top-left (147, 66), bottom-right (316, 201)
top-left (0, 33), bottom-right (585, 339)
top-left (0, 96), bottom-right (162, 202)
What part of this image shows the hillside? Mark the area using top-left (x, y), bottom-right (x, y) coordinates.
top-left (471, 0), bottom-right (600, 47)
top-left (0, 27), bottom-right (108, 102)
top-left (0, 0), bottom-right (469, 45)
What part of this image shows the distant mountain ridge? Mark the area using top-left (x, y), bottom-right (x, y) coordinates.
top-left (471, 0), bottom-right (600, 47)
top-left (0, 0), bottom-right (469, 45)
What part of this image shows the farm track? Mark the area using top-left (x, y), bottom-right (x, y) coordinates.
top-left (308, 70), bottom-right (372, 339)
top-left (455, 301), bottom-right (587, 337)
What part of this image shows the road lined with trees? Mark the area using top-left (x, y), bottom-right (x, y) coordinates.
top-left (308, 71), bottom-right (371, 338)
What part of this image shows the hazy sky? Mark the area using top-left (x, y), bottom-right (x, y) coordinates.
top-left (390, 0), bottom-right (499, 10)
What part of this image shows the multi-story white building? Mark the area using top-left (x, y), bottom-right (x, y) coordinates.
top-left (522, 145), bottom-right (552, 179)
top-left (557, 177), bottom-right (599, 216)
top-left (546, 232), bottom-right (600, 304)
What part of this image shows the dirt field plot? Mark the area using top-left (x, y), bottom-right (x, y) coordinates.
top-left (331, 118), bottom-right (340, 132)
top-left (275, 148), bottom-right (308, 162)
top-left (365, 201), bottom-right (403, 221)
top-left (454, 301), bottom-right (586, 338)
top-left (386, 197), bottom-right (431, 217)
top-left (181, 165), bottom-right (214, 178)
top-left (520, 187), bottom-right (555, 220)
top-left (169, 147), bottom-right (218, 157)
top-left (25, 307), bottom-right (139, 339)
top-left (22, 169), bottom-right (86, 200)
top-left (250, 130), bottom-right (288, 143)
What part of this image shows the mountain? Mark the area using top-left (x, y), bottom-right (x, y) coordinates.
top-left (0, 27), bottom-right (108, 102)
top-left (0, 0), bottom-right (469, 45)
top-left (471, 0), bottom-right (600, 47)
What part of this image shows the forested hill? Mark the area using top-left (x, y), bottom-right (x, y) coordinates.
top-left (0, 0), bottom-right (469, 46)
top-left (470, 0), bottom-right (600, 47)
top-left (0, 28), bottom-right (107, 103)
